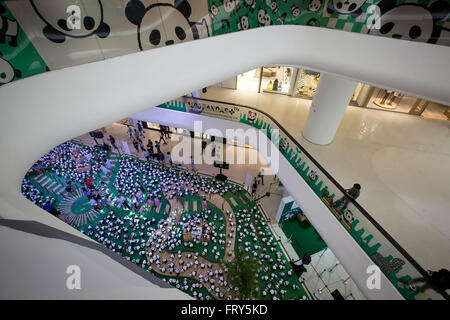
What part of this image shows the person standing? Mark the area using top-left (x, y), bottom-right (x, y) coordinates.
top-left (137, 121), bottom-right (143, 137)
top-left (273, 78), bottom-right (279, 91)
top-left (155, 141), bottom-right (161, 153)
top-left (147, 139), bottom-right (153, 152)
top-left (190, 155), bottom-right (195, 171)
top-left (333, 183), bottom-right (361, 212)
top-left (167, 152), bottom-right (173, 166)
top-left (108, 135), bottom-right (120, 153)
top-left (201, 140), bottom-right (207, 154)
top-left (65, 180), bottom-right (73, 193)
top-left (85, 177), bottom-right (94, 190)
top-left (127, 126), bottom-right (133, 138)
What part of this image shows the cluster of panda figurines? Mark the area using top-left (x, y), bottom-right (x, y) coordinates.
top-left (38, 141), bottom-right (106, 184)
top-left (81, 210), bottom-right (158, 259)
top-left (22, 178), bottom-right (46, 207)
top-left (113, 154), bottom-right (242, 202)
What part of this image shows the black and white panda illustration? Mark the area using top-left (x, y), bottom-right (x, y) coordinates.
top-left (269, 1), bottom-right (278, 14)
top-left (291, 5), bottom-right (301, 18)
top-left (257, 8), bottom-right (271, 26)
top-left (327, 0), bottom-right (367, 18)
top-left (243, 0), bottom-right (256, 12)
top-left (222, 0), bottom-right (239, 15)
top-left (343, 209), bottom-right (355, 224)
top-left (308, 0), bottom-right (323, 13)
top-left (125, 0), bottom-right (209, 51)
top-left (368, 0), bottom-right (450, 44)
top-left (237, 15), bottom-right (250, 30)
top-left (209, 3), bottom-right (219, 19)
top-left (0, 3), bottom-right (19, 47)
top-left (0, 52), bottom-right (21, 85)
top-left (247, 110), bottom-right (257, 124)
top-left (30, 0), bottom-right (110, 43)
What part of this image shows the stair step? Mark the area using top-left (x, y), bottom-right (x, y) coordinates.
top-left (41, 178), bottom-right (51, 188)
top-left (37, 176), bottom-right (47, 184)
top-left (47, 181), bottom-right (56, 190)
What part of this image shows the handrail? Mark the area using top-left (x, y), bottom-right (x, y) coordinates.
top-left (157, 96), bottom-right (449, 300)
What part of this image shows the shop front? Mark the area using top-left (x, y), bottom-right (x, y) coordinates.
top-left (230, 67), bottom-right (450, 121)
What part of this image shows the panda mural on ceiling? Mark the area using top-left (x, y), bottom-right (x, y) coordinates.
top-left (125, 0), bottom-right (210, 51)
top-left (29, 0), bottom-right (110, 43)
top-left (0, 3), bottom-right (19, 47)
top-left (367, 0), bottom-right (450, 44)
top-left (327, 0), bottom-right (368, 18)
top-left (0, 52), bottom-right (21, 86)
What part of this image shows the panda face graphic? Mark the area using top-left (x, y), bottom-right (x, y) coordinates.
top-left (0, 55), bottom-right (21, 85)
top-left (209, 4), bottom-right (219, 18)
top-left (257, 9), bottom-right (271, 26)
top-left (238, 15), bottom-right (249, 30)
top-left (223, 0), bottom-right (237, 14)
top-left (291, 5), bottom-right (301, 17)
top-left (332, 0), bottom-right (367, 14)
top-left (369, 5), bottom-right (434, 42)
top-left (270, 1), bottom-right (278, 13)
top-left (30, 0), bottom-right (110, 43)
top-left (308, 0), bottom-right (322, 12)
top-left (248, 111), bottom-right (257, 121)
top-left (126, 1), bottom-right (202, 51)
top-left (343, 210), bottom-right (354, 223)
top-left (142, 5), bottom-right (194, 49)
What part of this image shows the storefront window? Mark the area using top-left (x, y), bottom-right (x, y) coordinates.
top-left (421, 103), bottom-right (450, 120)
top-left (294, 69), bottom-right (320, 99)
top-left (366, 88), bottom-right (419, 114)
top-left (261, 66), bottom-right (293, 94)
top-left (362, 87), bottom-right (449, 120)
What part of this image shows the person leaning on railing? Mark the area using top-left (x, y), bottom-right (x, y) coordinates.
top-left (332, 183), bottom-right (361, 212)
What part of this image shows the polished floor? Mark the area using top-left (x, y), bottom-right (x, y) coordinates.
top-left (198, 87), bottom-right (450, 272)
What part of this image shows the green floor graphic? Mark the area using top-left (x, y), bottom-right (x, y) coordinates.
top-left (22, 141), bottom-right (319, 300)
top-left (71, 196), bottom-right (92, 215)
top-left (281, 218), bottom-right (327, 257)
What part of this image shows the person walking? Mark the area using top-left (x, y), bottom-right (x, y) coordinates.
top-left (155, 141), bottom-right (161, 153)
top-left (164, 126), bottom-right (171, 139)
top-left (167, 152), bottom-right (173, 166)
top-left (127, 126), bottom-right (133, 138)
top-left (132, 139), bottom-right (139, 153)
top-left (159, 130), bottom-right (167, 144)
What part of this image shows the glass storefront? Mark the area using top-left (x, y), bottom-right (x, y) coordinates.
top-left (362, 87), bottom-right (449, 120)
top-left (232, 67), bottom-right (449, 121)
top-left (294, 69), bottom-right (320, 99)
top-left (236, 66), bottom-right (294, 94)
top-left (260, 66), bottom-right (294, 94)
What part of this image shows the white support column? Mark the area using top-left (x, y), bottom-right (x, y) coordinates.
top-left (303, 73), bottom-right (356, 145)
